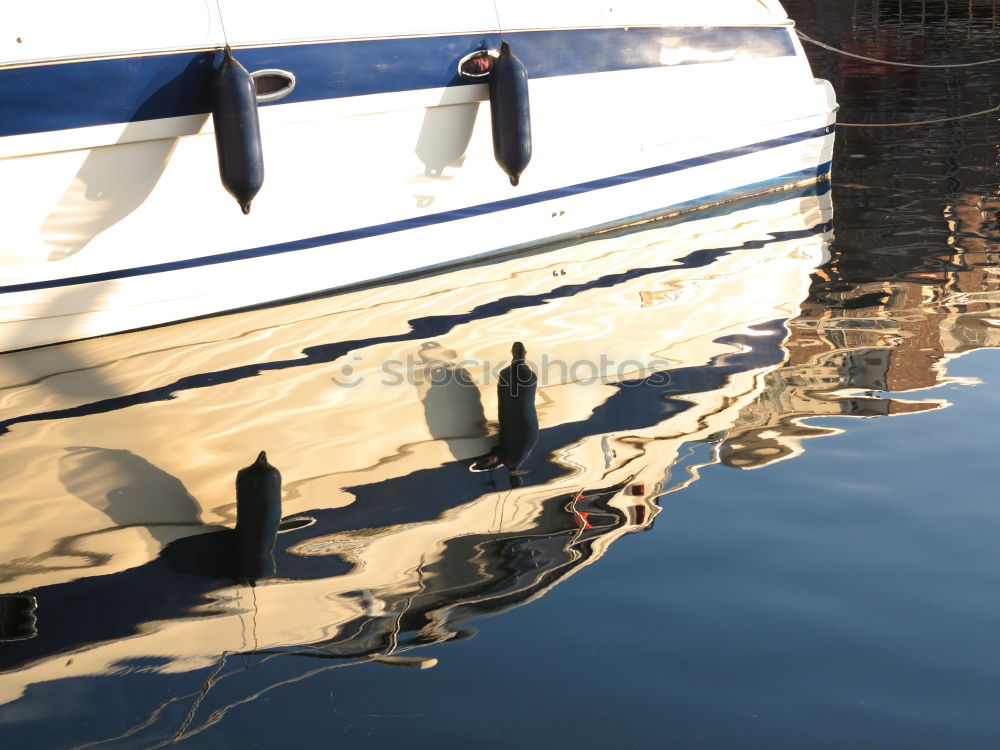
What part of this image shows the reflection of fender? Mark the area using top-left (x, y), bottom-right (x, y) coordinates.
top-left (471, 342), bottom-right (539, 485)
top-left (235, 451), bottom-right (282, 584)
top-left (497, 341), bottom-right (539, 472)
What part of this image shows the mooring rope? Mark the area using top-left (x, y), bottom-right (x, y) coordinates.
top-left (838, 102), bottom-right (1000, 127)
top-left (796, 30), bottom-right (1000, 127)
top-left (796, 29), bottom-right (1000, 68)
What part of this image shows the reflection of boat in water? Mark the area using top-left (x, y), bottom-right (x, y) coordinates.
top-left (716, 191), bottom-right (1000, 469)
top-left (0, 187), bottom-right (831, 732)
top-left (0, 0), bottom-right (835, 350)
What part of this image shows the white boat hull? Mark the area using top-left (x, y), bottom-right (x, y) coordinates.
top-left (0, 2), bottom-right (837, 350)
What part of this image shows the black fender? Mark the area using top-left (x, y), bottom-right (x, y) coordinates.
top-left (489, 42), bottom-right (532, 186)
top-left (212, 47), bottom-right (265, 214)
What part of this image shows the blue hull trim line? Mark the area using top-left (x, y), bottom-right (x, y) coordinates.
top-left (0, 180), bottom-right (829, 435)
top-left (0, 125), bottom-right (834, 295)
top-left (0, 27), bottom-right (795, 138)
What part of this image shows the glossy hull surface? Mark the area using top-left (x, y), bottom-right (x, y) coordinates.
top-left (0, 2), bottom-right (836, 350)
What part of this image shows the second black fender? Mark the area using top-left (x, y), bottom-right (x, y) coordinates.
top-left (212, 47), bottom-right (265, 214)
top-left (488, 42), bottom-right (532, 187)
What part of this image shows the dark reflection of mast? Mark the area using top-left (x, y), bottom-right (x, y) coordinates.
top-left (288, 476), bottom-right (636, 659)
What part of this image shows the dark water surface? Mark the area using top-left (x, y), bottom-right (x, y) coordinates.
top-left (4, 4), bottom-right (1000, 748)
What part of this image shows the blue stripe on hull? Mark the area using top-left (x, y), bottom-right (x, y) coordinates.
top-left (0, 182), bottom-right (829, 432)
top-left (0, 124), bottom-right (833, 296)
top-left (0, 27), bottom-right (795, 138)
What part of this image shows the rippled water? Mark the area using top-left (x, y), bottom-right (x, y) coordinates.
top-left (4, 5), bottom-right (1000, 748)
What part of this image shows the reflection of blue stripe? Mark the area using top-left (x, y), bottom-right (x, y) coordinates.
top-left (0, 27), bottom-right (794, 138)
top-left (0, 126), bottom-right (833, 295)
top-left (0, 179), bottom-right (829, 436)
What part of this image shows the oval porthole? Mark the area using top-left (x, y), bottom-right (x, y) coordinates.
top-left (457, 49), bottom-right (498, 79)
top-left (251, 69), bottom-right (296, 104)
top-left (277, 515), bottom-right (316, 533)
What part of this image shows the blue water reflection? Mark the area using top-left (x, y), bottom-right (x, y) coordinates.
top-left (6, 3), bottom-right (1000, 745)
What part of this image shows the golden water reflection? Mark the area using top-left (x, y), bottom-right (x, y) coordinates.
top-left (4, 183), bottom-right (1000, 742)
